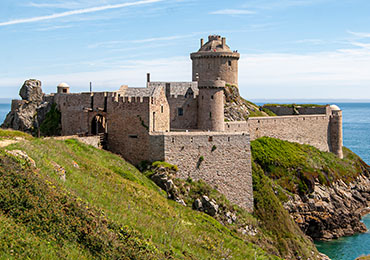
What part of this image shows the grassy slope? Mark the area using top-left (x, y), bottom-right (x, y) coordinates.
top-left (251, 137), bottom-right (367, 195)
top-left (0, 131), bottom-right (278, 259)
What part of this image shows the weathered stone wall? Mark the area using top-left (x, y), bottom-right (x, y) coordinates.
top-left (263, 105), bottom-right (329, 116)
top-left (167, 95), bottom-right (198, 129)
top-left (192, 54), bottom-right (239, 86)
top-left (152, 132), bottom-right (253, 211)
top-left (55, 93), bottom-right (91, 135)
top-left (225, 115), bottom-right (331, 152)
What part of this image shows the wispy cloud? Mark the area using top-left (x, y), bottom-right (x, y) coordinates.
top-left (88, 33), bottom-right (200, 48)
top-left (347, 30), bottom-right (370, 39)
top-left (243, 0), bottom-right (326, 10)
top-left (0, 0), bottom-right (163, 27)
top-left (36, 25), bottom-right (74, 31)
top-left (210, 9), bottom-right (255, 15)
top-left (294, 39), bottom-right (325, 45)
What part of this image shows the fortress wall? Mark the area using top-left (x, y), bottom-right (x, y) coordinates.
top-left (225, 115), bottom-right (331, 152)
top-left (167, 95), bottom-right (198, 129)
top-left (55, 93), bottom-right (92, 135)
top-left (106, 96), bottom-right (152, 165)
top-left (155, 132), bottom-right (253, 211)
top-left (264, 105), bottom-right (329, 116)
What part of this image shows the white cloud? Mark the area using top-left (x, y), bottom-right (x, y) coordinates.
top-left (0, 0), bottom-right (163, 27)
top-left (210, 9), bottom-right (255, 15)
top-left (347, 30), bottom-right (370, 39)
top-left (243, 0), bottom-right (327, 10)
top-left (3, 43), bottom-right (370, 100)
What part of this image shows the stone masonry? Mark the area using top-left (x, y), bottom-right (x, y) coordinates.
top-left (3, 34), bottom-right (344, 211)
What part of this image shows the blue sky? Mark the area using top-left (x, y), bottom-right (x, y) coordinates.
top-left (1, 0), bottom-right (370, 100)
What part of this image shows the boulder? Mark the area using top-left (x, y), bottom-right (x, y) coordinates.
top-left (201, 195), bottom-right (219, 216)
top-left (19, 79), bottom-right (43, 102)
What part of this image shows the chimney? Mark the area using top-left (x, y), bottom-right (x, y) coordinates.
top-left (200, 38), bottom-right (204, 47)
top-left (147, 73), bottom-right (151, 83)
top-left (222, 37), bottom-right (226, 47)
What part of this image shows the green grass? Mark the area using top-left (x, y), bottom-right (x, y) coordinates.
top-left (0, 136), bottom-right (279, 259)
top-left (0, 129), bottom-right (32, 140)
top-left (251, 137), bottom-right (366, 195)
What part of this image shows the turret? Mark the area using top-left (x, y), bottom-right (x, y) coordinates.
top-left (191, 35), bottom-right (240, 87)
top-left (329, 104), bottom-right (343, 159)
top-left (197, 79), bottom-right (225, 131)
top-left (57, 82), bottom-right (70, 94)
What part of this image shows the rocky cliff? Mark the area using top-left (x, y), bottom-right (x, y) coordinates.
top-left (252, 137), bottom-right (370, 244)
top-left (284, 173), bottom-right (370, 240)
top-left (2, 79), bottom-right (54, 135)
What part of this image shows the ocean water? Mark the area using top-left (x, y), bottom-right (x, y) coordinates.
top-left (0, 102), bottom-right (369, 258)
top-left (0, 103), bottom-right (10, 125)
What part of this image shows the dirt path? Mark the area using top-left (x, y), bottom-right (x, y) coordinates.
top-left (0, 140), bottom-right (18, 147)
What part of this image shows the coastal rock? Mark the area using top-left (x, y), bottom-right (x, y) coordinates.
top-left (284, 173), bottom-right (370, 241)
top-left (19, 79), bottom-right (43, 102)
top-left (1, 79), bottom-right (53, 133)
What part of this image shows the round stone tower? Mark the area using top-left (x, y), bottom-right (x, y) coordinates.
top-left (191, 35), bottom-right (240, 87)
top-left (329, 104), bottom-right (343, 159)
top-left (197, 79), bottom-right (225, 131)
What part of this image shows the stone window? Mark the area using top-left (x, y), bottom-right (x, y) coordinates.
top-left (129, 135), bottom-right (138, 138)
top-left (228, 60), bottom-right (232, 66)
top-left (228, 137), bottom-right (230, 142)
top-left (63, 89), bottom-right (67, 93)
top-left (209, 112), bottom-right (212, 119)
top-left (211, 95), bottom-right (214, 100)
top-left (171, 137), bottom-right (175, 143)
top-left (190, 137), bottom-right (193, 142)
top-left (161, 105), bottom-right (164, 113)
top-left (178, 108), bottom-right (184, 116)
top-left (208, 136), bottom-right (213, 142)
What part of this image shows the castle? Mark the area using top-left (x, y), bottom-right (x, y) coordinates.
top-left (8, 35), bottom-right (343, 212)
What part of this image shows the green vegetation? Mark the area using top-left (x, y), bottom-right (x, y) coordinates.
top-left (0, 130), bottom-right (279, 259)
top-left (39, 103), bottom-right (62, 136)
top-left (251, 137), bottom-right (367, 195)
top-left (0, 128), bottom-right (32, 140)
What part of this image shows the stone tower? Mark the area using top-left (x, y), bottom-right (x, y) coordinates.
top-left (197, 79), bottom-right (225, 131)
top-left (191, 35), bottom-right (240, 87)
top-left (329, 105), bottom-right (343, 159)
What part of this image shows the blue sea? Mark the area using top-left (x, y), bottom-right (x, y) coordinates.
top-left (0, 102), bottom-right (369, 259)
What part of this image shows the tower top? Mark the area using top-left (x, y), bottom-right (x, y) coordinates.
top-left (191, 35), bottom-right (240, 59)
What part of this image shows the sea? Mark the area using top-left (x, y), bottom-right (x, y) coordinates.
top-left (0, 102), bottom-right (369, 259)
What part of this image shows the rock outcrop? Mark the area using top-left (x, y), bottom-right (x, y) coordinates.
top-left (19, 79), bottom-right (43, 102)
top-left (224, 84), bottom-right (270, 121)
top-left (284, 173), bottom-right (370, 240)
top-left (2, 79), bottom-right (53, 133)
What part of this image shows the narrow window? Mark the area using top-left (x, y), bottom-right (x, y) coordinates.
top-left (209, 112), bottom-right (212, 119)
top-left (202, 95), bottom-right (204, 100)
top-left (161, 105), bottom-right (164, 113)
top-left (172, 137), bottom-right (175, 143)
top-left (178, 108), bottom-right (184, 116)
top-left (228, 137), bottom-right (230, 142)
top-left (228, 60), bottom-right (232, 66)
top-left (128, 135), bottom-right (138, 139)
top-left (208, 136), bottom-right (213, 142)
top-left (211, 95), bottom-right (214, 100)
